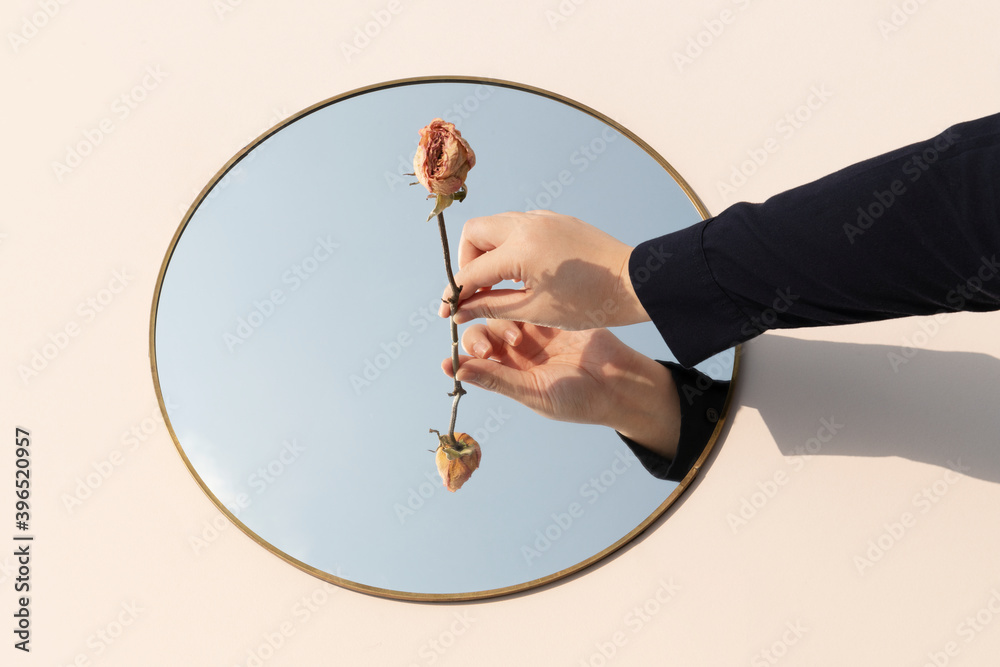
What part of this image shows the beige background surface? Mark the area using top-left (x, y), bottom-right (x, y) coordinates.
top-left (4, 1), bottom-right (1000, 665)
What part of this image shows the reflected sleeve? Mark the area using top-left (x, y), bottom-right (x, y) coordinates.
top-left (617, 361), bottom-right (729, 482)
top-left (630, 112), bottom-right (1000, 368)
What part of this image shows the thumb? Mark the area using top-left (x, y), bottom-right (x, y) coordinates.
top-left (456, 359), bottom-right (534, 406)
top-left (449, 246), bottom-right (521, 306)
top-left (452, 289), bottom-right (535, 325)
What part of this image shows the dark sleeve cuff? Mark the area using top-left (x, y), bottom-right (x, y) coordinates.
top-left (629, 223), bottom-right (749, 368)
top-left (616, 361), bottom-right (730, 482)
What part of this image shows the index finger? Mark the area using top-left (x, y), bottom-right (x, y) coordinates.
top-left (438, 246), bottom-right (515, 317)
top-left (456, 213), bottom-right (518, 268)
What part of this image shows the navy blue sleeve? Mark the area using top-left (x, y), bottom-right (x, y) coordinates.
top-left (631, 112), bottom-right (1000, 368)
top-left (621, 112), bottom-right (999, 482)
top-left (617, 361), bottom-right (730, 482)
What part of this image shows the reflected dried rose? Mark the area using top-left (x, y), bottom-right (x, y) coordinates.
top-left (434, 432), bottom-right (481, 492)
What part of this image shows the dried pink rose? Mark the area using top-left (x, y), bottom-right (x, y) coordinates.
top-left (413, 119), bottom-right (476, 198)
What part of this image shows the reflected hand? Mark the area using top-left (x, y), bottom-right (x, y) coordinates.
top-left (437, 211), bottom-right (650, 330)
top-left (441, 320), bottom-right (681, 458)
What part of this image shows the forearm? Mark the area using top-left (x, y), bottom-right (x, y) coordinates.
top-left (614, 361), bottom-right (730, 482)
top-left (602, 352), bottom-right (681, 460)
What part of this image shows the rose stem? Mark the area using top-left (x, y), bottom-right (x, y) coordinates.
top-left (437, 210), bottom-right (466, 444)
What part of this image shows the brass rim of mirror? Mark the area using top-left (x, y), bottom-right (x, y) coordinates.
top-left (149, 75), bottom-right (741, 602)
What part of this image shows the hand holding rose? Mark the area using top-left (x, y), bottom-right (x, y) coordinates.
top-left (441, 319), bottom-right (682, 459)
top-left (413, 125), bottom-right (681, 477)
top-left (438, 211), bottom-right (651, 331)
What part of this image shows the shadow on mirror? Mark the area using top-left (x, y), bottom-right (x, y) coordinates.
top-left (150, 77), bottom-right (738, 600)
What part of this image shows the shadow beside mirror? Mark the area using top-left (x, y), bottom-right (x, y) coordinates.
top-left (746, 335), bottom-right (1000, 483)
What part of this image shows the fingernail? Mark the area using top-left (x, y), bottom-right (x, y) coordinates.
top-left (473, 342), bottom-right (489, 358)
top-left (459, 371), bottom-right (480, 386)
top-left (504, 329), bottom-right (519, 345)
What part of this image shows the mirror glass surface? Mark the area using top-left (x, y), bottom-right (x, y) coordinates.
top-left (153, 79), bottom-right (736, 599)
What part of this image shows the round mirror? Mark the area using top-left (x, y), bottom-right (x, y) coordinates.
top-left (151, 77), bottom-right (738, 600)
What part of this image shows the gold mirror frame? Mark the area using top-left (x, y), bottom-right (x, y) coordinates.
top-left (148, 75), bottom-right (741, 602)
